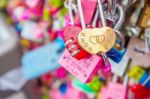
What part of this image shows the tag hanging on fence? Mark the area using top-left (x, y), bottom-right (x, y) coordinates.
top-left (22, 38), bottom-right (64, 79)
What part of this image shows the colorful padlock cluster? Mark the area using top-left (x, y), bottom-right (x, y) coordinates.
top-left (0, 0), bottom-right (150, 99)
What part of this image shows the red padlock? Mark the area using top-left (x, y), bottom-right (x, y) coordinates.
top-left (130, 84), bottom-right (150, 99)
top-left (63, 25), bottom-right (90, 59)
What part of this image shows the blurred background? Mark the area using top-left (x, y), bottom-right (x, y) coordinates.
top-left (0, 0), bottom-right (150, 99)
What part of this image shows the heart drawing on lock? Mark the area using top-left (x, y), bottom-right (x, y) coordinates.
top-left (89, 35), bottom-right (105, 44)
top-left (78, 27), bottom-right (116, 54)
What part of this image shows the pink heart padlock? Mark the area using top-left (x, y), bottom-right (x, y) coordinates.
top-left (63, 25), bottom-right (90, 60)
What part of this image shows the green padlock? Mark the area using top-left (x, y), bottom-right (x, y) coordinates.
top-left (87, 76), bottom-right (103, 92)
top-left (72, 79), bottom-right (95, 93)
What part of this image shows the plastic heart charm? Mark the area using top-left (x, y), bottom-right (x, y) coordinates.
top-left (78, 27), bottom-right (116, 54)
top-left (63, 25), bottom-right (89, 59)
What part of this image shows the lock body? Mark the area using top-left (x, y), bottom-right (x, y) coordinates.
top-left (107, 47), bottom-right (127, 63)
top-left (63, 25), bottom-right (89, 59)
top-left (87, 76), bottom-right (103, 92)
top-left (59, 49), bottom-right (103, 83)
top-left (139, 72), bottom-right (150, 88)
top-left (128, 66), bottom-right (145, 81)
top-left (138, 2), bottom-right (150, 28)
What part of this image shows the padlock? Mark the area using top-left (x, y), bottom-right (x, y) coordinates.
top-left (87, 76), bottom-right (104, 92)
top-left (81, 0), bottom-right (114, 77)
top-left (138, 0), bottom-right (150, 28)
top-left (107, 42), bottom-right (127, 62)
top-left (106, 4), bottom-right (127, 63)
top-left (127, 37), bottom-right (150, 68)
top-left (58, 49), bottom-right (103, 83)
top-left (59, 82), bottom-right (68, 94)
top-left (130, 83), bottom-right (150, 99)
top-left (22, 38), bottom-right (64, 79)
top-left (139, 71), bottom-right (150, 88)
top-left (99, 75), bottom-right (129, 99)
top-left (107, 75), bottom-right (128, 99)
top-left (72, 78), bottom-right (95, 93)
top-left (78, 27), bottom-right (116, 54)
top-left (63, 1), bottom-right (90, 59)
top-left (78, 0), bottom-right (116, 54)
top-left (128, 66), bottom-right (145, 81)
top-left (63, 25), bottom-right (90, 59)
top-left (107, 43), bottom-right (127, 63)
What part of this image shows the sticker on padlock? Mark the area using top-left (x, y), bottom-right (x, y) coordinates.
top-left (127, 37), bottom-right (150, 68)
top-left (63, 25), bottom-right (89, 59)
top-left (58, 49), bottom-right (103, 83)
top-left (22, 38), bottom-right (64, 79)
top-left (128, 66), bottom-right (145, 81)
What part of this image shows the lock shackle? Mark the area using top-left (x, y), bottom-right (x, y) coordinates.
top-left (97, 0), bottom-right (111, 67)
top-left (77, 0), bottom-right (86, 29)
top-left (113, 4), bottom-right (125, 49)
top-left (65, 0), bottom-right (87, 28)
top-left (114, 4), bottom-right (125, 30)
top-left (98, 0), bottom-right (107, 27)
top-left (65, 0), bottom-right (77, 25)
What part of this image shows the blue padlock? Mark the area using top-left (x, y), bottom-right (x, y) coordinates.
top-left (106, 4), bottom-right (127, 63)
top-left (59, 83), bottom-right (68, 94)
top-left (139, 71), bottom-right (150, 88)
top-left (22, 37), bottom-right (65, 79)
top-left (107, 40), bottom-right (127, 63)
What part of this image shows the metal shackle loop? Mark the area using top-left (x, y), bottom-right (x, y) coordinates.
top-left (113, 4), bottom-right (125, 49)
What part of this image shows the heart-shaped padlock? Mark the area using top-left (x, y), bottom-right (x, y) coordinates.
top-left (63, 25), bottom-right (89, 59)
top-left (78, 27), bottom-right (116, 54)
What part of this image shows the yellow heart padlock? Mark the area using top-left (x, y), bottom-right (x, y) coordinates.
top-left (78, 27), bottom-right (116, 54)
